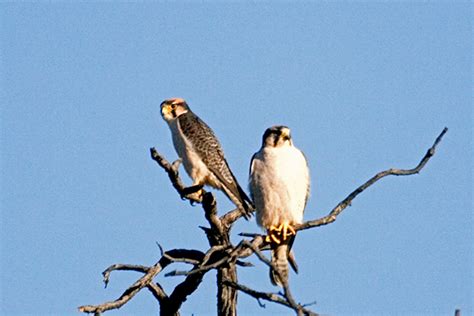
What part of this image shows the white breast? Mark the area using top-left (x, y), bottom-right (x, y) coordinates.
top-left (250, 145), bottom-right (310, 229)
top-left (168, 119), bottom-right (210, 185)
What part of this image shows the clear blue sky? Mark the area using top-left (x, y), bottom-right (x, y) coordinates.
top-left (1, 2), bottom-right (472, 315)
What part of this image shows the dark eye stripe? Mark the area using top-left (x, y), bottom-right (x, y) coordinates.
top-left (273, 136), bottom-right (279, 146)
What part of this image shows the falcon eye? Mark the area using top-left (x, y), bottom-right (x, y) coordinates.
top-left (170, 104), bottom-right (177, 109)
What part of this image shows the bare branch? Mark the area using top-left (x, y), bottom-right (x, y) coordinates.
top-left (202, 245), bottom-right (227, 266)
top-left (102, 264), bottom-right (150, 288)
top-left (78, 249), bottom-right (205, 314)
top-left (240, 241), bottom-right (315, 315)
top-left (171, 237), bottom-right (269, 279)
top-left (149, 149), bottom-right (229, 245)
top-left (78, 262), bottom-right (166, 314)
top-left (166, 247), bottom-right (236, 277)
top-left (161, 263), bottom-right (205, 315)
top-left (217, 265), bottom-right (238, 316)
top-left (162, 253), bottom-right (201, 265)
top-left (296, 127), bottom-right (448, 232)
top-left (238, 232), bottom-right (261, 238)
top-left (235, 235), bottom-right (267, 259)
top-left (223, 280), bottom-right (318, 316)
top-left (146, 282), bottom-right (168, 304)
top-left (221, 207), bottom-right (245, 227)
top-left (81, 129), bottom-right (447, 315)
top-left (202, 192), bottom-right (228, 244)
top-left (150, 148), bottom-right (203, 203)
top-left (236, 260), bottom-right (253, 267)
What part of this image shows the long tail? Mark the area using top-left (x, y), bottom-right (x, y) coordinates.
top-left (270, 243), bottom-right (289, 287)
top-left (236, 184), bottom-right (254, 219)
top-left (222, 182), bottom-right (254, 220)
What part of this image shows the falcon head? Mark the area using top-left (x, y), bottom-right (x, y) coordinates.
top-left (262, 125), bottom-right (293, 148)
top-left (160, 98), bottom-right (190, 122)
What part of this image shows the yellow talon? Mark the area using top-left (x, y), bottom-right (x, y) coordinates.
top-left (196, 188), bottom-right (204, 197)
top-left (274, 223), bottom-right (296, 243)
top-left (282, 223), bottom-right (296, 241)
top-left (266, 223), bottom-right (296, 246)
top-left (270, 233), bottom-right (281, 244)
top-left (266, 225), bottom-right (283, 245)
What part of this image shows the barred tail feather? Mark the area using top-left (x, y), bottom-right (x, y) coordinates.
top-left (270, 244), bottom-right (289, 287)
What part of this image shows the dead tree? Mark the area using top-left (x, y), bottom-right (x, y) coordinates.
top-left (78, 127), bottom-right (447, 315)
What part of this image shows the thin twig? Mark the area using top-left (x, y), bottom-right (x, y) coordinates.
top-left (147, 282), bottom-right (168, 303)
top-left (79, 263), bottom-right (165, 314)
top-left (166, 239), bottom-right (263, 278)
top-left (150, 148), bottom-right (203, 203)
top-left (221, 207), bottom-right (245, 227)
top-left (223, 279), bottom-right (318, 316)
top-left (102, 264), bottom-right (150, 288)
top-left (296, 127), bottom-right (448, 232)
top-left (166, 247), bottom-right (236, 277)
top-left (241, 241), bottom-right (313, 315)
top-left (78, 249), bottom-right (205, 314)
top-left (80, 128), bottom-right (447, 315)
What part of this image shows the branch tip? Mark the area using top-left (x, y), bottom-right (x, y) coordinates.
top-left (156, 242), bottom-right (164, 256)
top-left (81, 134), bottom-right (447, 315)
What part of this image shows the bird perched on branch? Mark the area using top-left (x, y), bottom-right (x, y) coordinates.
top-left (160, 98), bottom-right (254, 219)
top-left (249, 126), bottom-right (310, 286)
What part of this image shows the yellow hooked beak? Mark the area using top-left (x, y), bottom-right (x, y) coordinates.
top-left (161, 104), bottom-right (172, 116)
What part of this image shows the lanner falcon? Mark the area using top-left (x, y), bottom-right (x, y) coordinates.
top-left (160, 98), bottom-right (253, 218)
top-left (249, 126), bottom-right (310, 286)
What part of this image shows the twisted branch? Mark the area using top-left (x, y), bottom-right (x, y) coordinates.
top-left (238, 241), bottom-right (317, 315)
top-left (79, 128), bottom-right (447, 315)
top-left (150, 148), bottom-right (203, 203)
top-left (223, 280), bottom-right (317, 316)
top-left (295, 127), bottom-right (448, 232)
top-left (78, 249), bottom-right (204, 314)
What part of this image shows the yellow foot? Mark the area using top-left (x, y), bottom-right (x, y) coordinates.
top-left (265, 223), bottom-right (296, 245)
top-left (280, 222), bottom-right (296, 241)
top-left (195, 188), bottom-right (204, 198)
top-left (181, 184), bottom-right (204, 200)
top-left (188, 188), bottom-right (204, 205)
top-left (265, 228), bottom-right (282, 244)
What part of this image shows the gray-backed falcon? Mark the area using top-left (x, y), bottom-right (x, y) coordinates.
top-left (160, 98), bottom-right (254, 218)
top-left (249, 126), bottom-right (310, 286)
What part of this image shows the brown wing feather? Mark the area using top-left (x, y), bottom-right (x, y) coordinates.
top-left (177, 112), bottom-right (253, 210)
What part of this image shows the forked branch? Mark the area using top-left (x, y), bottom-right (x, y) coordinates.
top-left (79, 128), bottom-right (447, 315)
top-left (296, 127), bottom-right (448, 231)
top-left (78, 249), bottom-right (205, 315)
